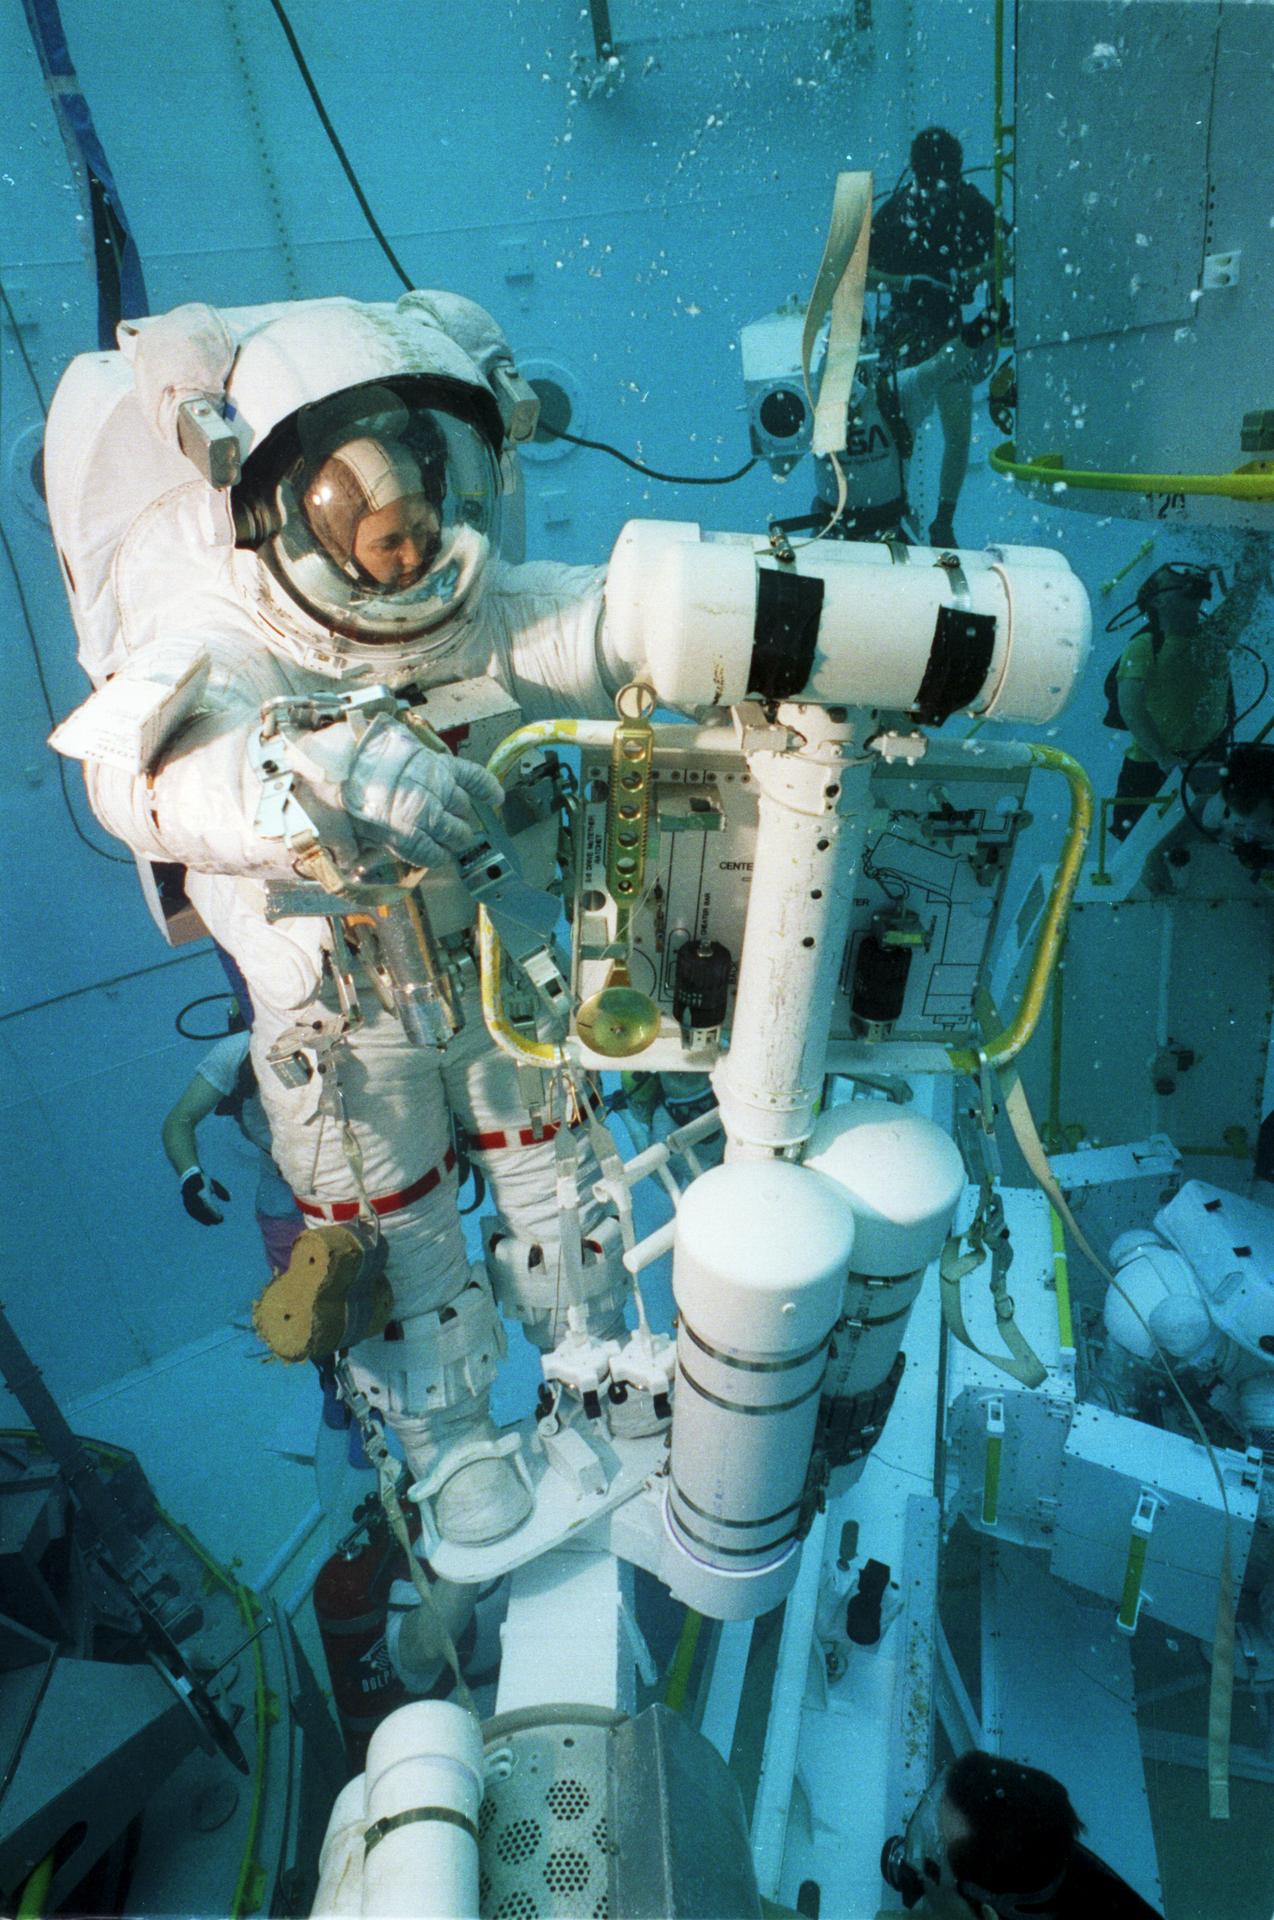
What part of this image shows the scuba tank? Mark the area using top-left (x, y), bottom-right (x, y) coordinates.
top-left (312, 1499), bottom-right (415, 1769)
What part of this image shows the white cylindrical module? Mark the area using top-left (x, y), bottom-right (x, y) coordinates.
top-left (802, 1105), bottom-right (966, 1486)
top-left (716, 748), bottom-right (874, 1157)
top-left (667, 1160), bottom-right (854, 1570)
top-left (602, 520), bottom-right (1089, 725)
top-left (360, 1701), bottom-right (484, 1920)
top-left (312, 1775), bottom-right (367, 1919)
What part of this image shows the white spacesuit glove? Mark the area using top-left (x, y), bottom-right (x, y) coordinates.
top-left (341, 719), bottom-right (505, 869)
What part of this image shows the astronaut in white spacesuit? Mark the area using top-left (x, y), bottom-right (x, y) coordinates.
top-left (47, 291), bottom-right (639, 1547)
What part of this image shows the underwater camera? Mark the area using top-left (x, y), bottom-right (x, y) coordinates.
top-left (739, 305), bottom-right (811, 476)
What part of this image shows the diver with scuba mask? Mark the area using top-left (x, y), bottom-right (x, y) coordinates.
top-left (1104, 539), bottom-right (1271, 841)
top-left (881, 1752), bottom-right (1162, 1918)
top-left (868, 127), bottom-right (999, 547)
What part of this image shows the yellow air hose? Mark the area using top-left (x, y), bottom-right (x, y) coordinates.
top-left (990, 441), bottom-right (1274, 503)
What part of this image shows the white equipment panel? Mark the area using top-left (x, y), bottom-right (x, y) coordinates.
top-left (1054, 1402), bottom-right (1261, 1642)
top-left (1012, 0), bottom-right (1274, 531)
top-left (570, 729), bottom-right (1030, 1073)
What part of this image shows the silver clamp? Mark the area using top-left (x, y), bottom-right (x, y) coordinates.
top-left (251, 686), bottom-right (403, 890)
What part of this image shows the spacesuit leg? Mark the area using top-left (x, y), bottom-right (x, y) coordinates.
top-left (440, 984), bottom-right (629, 1356)
top-left (252, 992), bottom-right (531, 1545)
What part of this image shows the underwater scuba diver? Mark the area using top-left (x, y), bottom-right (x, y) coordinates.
top-left (45, 291), bottom-right (642, 1555)
top-left (162, 1020), bottom-right (306, 1276)
top-left (881, 1750), bottom-right (1163, 1918)
top-left (809, 310), bottom-right (1001, 544)
top-left (1104, 541), bottom-right (1272, 841)
top-left (868, 126), bottom-right (998, 547)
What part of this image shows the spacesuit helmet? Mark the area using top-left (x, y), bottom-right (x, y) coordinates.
top-left (237, 376), bottom-right (501, 654)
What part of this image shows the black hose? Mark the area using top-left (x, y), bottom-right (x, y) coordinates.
top-left (536, 421), bottom-right (756, 485)
top-left (265, 0), bottom-right (415, 292)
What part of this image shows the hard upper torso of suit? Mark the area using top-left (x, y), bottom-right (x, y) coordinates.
top-left (88, 485), bottom-right (610, 1018)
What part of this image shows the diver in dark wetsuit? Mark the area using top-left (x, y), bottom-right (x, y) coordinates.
top-left (869, 127), bottom-right (997, 548)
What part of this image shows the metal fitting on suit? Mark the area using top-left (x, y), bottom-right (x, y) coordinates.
top-left (483, 1212), bottom-right (628, 1351)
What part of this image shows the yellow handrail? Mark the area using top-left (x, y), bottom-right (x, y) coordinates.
top-left (990, 440), bottom-right (1274, 502)
top-left (992, 0), bottom-right (1010, 329)
top-left (16, 1853), bottom-right (55, 1920)
top-left (479, 725), bottom-right (1090, 1086)
top-left (1050, 1205), bottom-right (1074, 1350)
top-left (947, 745), bottom-right (1093, 1074)
top-left (478, 717), bottom-right (620, 1067)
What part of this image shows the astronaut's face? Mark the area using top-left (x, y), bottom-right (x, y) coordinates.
top-left (352, 493), bottom-right (443, 589)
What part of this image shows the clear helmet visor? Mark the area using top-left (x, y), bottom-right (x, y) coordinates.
top-left (259, 381), bottom-right (501, 646)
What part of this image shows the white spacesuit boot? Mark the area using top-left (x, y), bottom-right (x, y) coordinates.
top-left (43, 292), bottom-right (637, 1551)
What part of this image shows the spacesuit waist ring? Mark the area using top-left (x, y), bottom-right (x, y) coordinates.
top-left (294, 1144), bottom-right (457, 1223)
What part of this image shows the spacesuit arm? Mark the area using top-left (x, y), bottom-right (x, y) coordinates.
top-left (484, 559), bottom-right (634, 719)
top-left (69, 627), bottom-right (333, 876)
top-left (84, 692), bottom-right (301, 876)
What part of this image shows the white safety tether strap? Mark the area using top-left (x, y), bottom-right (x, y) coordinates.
top-left (939, 1179), bottom-right (1048, 1389)
top-left (801, 169), bottom-right (874, 529)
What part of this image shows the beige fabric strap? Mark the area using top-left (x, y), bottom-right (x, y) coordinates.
top-left (376, 1450), bottom-right (476, 1716)
top-left (801, 171), bottom-right (873, 520)
top-left (938, 1190), bottom-right (1048, 1389)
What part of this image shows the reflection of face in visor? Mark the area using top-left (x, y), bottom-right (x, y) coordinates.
top-left (308, 439), bottom-right (443, 591)
top-left (260, 384), bottom-right (499, 648)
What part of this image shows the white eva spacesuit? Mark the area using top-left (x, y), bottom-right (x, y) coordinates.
top-left (45, 291), bottom-right (639, 1545)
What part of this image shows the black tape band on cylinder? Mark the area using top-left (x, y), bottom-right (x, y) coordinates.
top-left (910, 604), bottom-right (997, 725)
top-left (748, 566), bottom-right (825, 700)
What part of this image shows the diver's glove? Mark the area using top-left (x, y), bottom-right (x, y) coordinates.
top-left (180, 1166), bottom-right (230, 1226)
top-left (341, 718), bottom-right (505, 870)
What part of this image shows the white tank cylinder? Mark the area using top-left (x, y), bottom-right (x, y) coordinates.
top-left (312, 1775), bottom-right (367, 1919)
top-left (668, 1160), bottom-right (854, 1569)
top-left (360, 1701), bottom-right (484, 1920)
top-left (603, 520), bottom-right (1089, 724)
top-left (802, 1105), bottom-right (966, 1485)
top-left (803, 1104), bottom-right (966, 1278)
